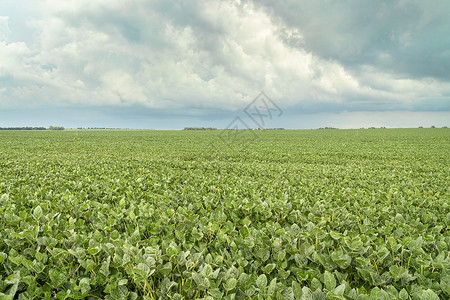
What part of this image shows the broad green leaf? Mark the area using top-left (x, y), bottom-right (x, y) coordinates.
top-left (79, 277), bottom-right (91, 294)
top-left (301, 287), bottom-right (313, 300)
top-left (224, 277), bottom-right (237, 292)
top-left (192, 272), bottom-right (210, 290)
top-left (49, 269), bottom-right (67, 287)
top-left (324, 271), bottom-right (336, 291)
top-left (268, 278), bottom-right (277, 296)
top-left (256, 274), bottom-right (267, 290)
top-left (262, 263), bottom-right (276, 274)
top-left (331, 250), bottom-right (351, 269)
top-left (109, 285), bottom-right (129, 300)
top-left (202, 264), bottom-right (213, 278)
top-left (330, 231), bottom-right (343, 240)
top-left (441, 275), bottom-right (450, 296)
top-left (412, 289), bottom-right (439, 300)
top-left (292, 281), bottom-right (302, 299)
top-left (311, 278), bottom-right (322, 291)
top-left (313, 289), bottom-right (326, 300)
top-left (0, 252), bottom-right (6, 264)
top-left (1, 271), bottom-right (20, 299)
top-left (32, 260), bottom-right (45, 273)
top-left (208, 288), bottom-right (223, 299)
top-left (398, 289), bottom-right (409, 300)
top-left (369, 287), bottom-right (389, 300)
top-left (33, 205), bottom-right (43, 220)
top-left (333, 284), bottom-right (346, 296)
top-left (100, 256), bottom-right (111, 277)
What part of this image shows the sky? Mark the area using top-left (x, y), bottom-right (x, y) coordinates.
top-left (1, 0), bottom-right (449, 129)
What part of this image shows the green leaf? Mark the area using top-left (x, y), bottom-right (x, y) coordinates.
top-left (256, 247), bottom-right (270, 262)
top-left (192, 272), bottom-right (210, 290)
top-left (324, 271), bottom-right (336, 291)
top-left (202, 264), bottom-right (213, 278)
top-left (208, 288), bottom-right (223, 299)
top-left (268, 278), bottom-right (277, 296)
top-left (192, 227), bottom-right (204, 241)
top-left (245, 285), bottom-right (256, 297)
top-left (238, 272), bottom-right (251, 289)
top-left (0, 193), bottom-right (9, 202)
top-left (134, 263), bottom-right (151, 278)
top-left (79, 277), bottom-right (91, 294)
top-left (158, 262), bottom-right (172, 276)
top-left (330, 231), bottom-right (343, 240)
top-left (35, 251), bottom-right (45, 262)
top-left (333, 284), bottom-right (345, 296)
top-left (224, 277), bottom-right (237, 292)
top-left (32, 260), bottom-right (45, 273)
top-left (408, 236), bottom-right (423, 252)
top-left (69, 248), bottom-right (86, 260)
top-left (312, 289), bottom-right (326, 300)
top-left (33, 205), bottom-right (43, 220)
top-left (412, 289), bottom-right (439, 300)
top-left (129, 229), bottom-right (140, 245)
top-left (55, 290), bottom-right (69, 300)
top-left (369, 287), bottom-right (389, 300)
top-left (170, 294), bottom-right (184, 300)
top-left (4, 213), bottom-right (21, 226)
top-left (301, 287), bottom-right (313, 300)
top-left (109, 285), bottom-right (129, 300)
top-left (376, 247), bottom-right (390, 265)
top-left (166, 241), bottom-right (179, 257)
top-left (398, 289), bottom-right (409, 300)
top-left (311, 278), bottom-right (322, 291)
top-left (331, 250), bottom-right (351, 269)
top-left (49, 269), bottom-right (67, 287)
top-left (441, 275), bottom-right (450, 297)
top-left (159, 277), bottom-right (177, 295)
top-left (1, 271), bottom-right (20, 299)
top-left (262, 263), bottom-right (276, 274)
top-left (292, 281), bottom-right (302, 299)
top-left (277, 249), bottom-right (286, 261)
top-left (256, 274), bottom-right (267, 290)
top-left (100, 256), bottom-right (111, 277)
top-left (8, 250), bottom-right (22, 266)
top-left (129, 292), bottom-right (138, 300)
top-left (0, 252), bottom-right (6, 264)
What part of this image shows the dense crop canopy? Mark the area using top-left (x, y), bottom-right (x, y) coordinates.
top-left (0, 129), bottom-right (449, 299)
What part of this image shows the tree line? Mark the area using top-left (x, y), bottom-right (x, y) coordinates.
top-left (0, 126), bottom-right (64, 130)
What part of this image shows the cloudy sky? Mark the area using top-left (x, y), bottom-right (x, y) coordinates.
top-left (1, 0), bottom-right (449, 129)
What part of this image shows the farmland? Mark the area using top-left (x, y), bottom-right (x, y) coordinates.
top-left (0, 128), bottom-right (448, 299)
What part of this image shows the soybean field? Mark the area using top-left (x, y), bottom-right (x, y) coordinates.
top-left (0, 128), bottom-right (449, 299)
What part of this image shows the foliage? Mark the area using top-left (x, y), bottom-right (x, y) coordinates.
top-left (183, 127), bottom-right (217, 130)
top-left (0, 127), bottom-right (47, 130)
top-left (0, 129), bottom-right (448, 299)
top-left (48, 126), bottom-right (65, 130)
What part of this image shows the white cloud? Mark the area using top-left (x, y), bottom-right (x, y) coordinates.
top-left (0, 0), bottom-right (449, 119)
top-left (0, 16), bottom-right (11, 41)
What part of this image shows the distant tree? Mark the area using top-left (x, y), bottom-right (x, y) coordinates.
top-left (49, 126), bottom-right (64, 130)
top-left (183, 127), bottom-right (217, 130)
top-left (0, 127), bottom-right (47, 130)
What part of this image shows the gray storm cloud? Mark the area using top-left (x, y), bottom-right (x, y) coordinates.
top-left (0, 0), bottom-right (449, 128)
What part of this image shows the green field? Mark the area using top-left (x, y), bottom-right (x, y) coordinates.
top-left (0, 129), bottom-right (449, 299)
